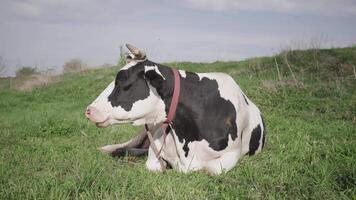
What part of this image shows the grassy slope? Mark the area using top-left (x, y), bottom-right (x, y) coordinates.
top-left (0, 47), bottom-right (355, 199)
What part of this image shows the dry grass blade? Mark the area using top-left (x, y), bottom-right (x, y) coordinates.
top-left (14, 75), bottom-right (60, 91)
top-left (283, 51), bottom-right (298, 84)
top-left (274, 56), bottom-right (283, 82)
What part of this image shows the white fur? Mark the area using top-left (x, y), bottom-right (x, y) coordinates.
top-left (178, 70), bottom-right (186, 78)
top-left (121, 60), bottom-right (138, 70)
top-left (144, 65), bottom-right (165, 80)
top-left (91, 81), bottom-right (115, 115)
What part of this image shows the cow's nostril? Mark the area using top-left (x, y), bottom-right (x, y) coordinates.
top-left (85, 107), bottom-right (91, 117)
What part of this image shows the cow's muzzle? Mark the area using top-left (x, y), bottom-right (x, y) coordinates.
top-left (85, 106), bottom-right (110, 127)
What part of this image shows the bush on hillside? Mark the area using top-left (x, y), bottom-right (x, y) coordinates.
top-left (63, 59), bottom-right (86, 73)
top-left (246, 46), bottom-right (356, 83)
top-left (15, 66), bottom-right (39, 77)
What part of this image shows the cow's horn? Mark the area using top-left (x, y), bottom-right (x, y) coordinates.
top-left (126, 44), bottom-right (146, 59)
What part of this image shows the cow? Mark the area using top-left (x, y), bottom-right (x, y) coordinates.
top-left (85, 44), bottom-right (266, 175)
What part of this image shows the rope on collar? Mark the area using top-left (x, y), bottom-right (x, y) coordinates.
top-left (145, 68), bottom-right (181, 171)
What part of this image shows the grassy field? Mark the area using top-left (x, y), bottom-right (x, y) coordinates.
top-left (0, 47), bottom-right (355, 199)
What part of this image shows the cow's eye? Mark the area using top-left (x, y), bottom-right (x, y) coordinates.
top-left (118, 75), bottom-right (126, 82)
top-left (117, 71), bottom-right (129, 82)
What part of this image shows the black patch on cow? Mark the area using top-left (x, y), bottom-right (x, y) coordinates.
top-left (261, 114), bottom-right (266, 149)
top-left (242, 94), bottom-right (249, 105)
top-left (153, 70), bottom-right (238, 157)
top-left (108, 60), bottom-right (156, 111)
top-left (248, 124), bottom-right (261, 156)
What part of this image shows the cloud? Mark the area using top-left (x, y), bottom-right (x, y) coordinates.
top-left (13, 1), bottom-right (42, 17)
top-left (0, 0), bottom-right (355, 76)
top-left (185, 0), bottom-right (356, 16)
top-left (0, 0), bottom-right (177, 25)
top-left (1, 0), bottom-right (119, 24)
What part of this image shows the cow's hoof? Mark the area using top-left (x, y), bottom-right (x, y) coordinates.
top-left (199, 168), bottom-right (218, 176)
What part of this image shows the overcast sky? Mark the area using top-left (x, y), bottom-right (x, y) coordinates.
top-left (0, 0), bottom-right (356, 76)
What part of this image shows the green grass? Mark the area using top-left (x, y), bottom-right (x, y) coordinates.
top-left (0, 47), bottom-right (355, 199)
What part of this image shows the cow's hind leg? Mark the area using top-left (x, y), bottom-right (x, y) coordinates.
top-left (202, 150), bottom-right (241, 175)
top-left (241, 113), bottom-right (266, 156)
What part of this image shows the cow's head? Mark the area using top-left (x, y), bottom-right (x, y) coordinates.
top-left (85, 44), bottom-right (168, 127)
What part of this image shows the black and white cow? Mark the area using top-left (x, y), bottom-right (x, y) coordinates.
top-left (85, 44), bottom-right (266, 175)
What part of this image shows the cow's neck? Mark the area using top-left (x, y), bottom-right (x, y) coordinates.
top-left (151, 66), bottom-right (200, 156)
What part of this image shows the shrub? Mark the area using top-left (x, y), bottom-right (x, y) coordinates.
top-left (63, 59), bottom-right (86, 73)
top-left (15, 66), bottom-right (39, 77)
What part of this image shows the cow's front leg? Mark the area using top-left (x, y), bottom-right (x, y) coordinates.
top-left (145, 146), bottom-right (167, 172)
top-left (145, 127), bottom-right (168, 172)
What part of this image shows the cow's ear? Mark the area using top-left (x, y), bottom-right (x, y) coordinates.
top-left (144, 65), bottom-right (165, 88)
top-left (125, 53), bottom-right (133, 60)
